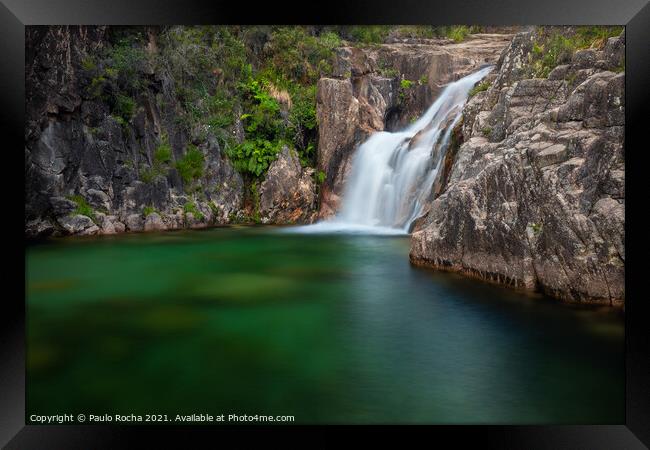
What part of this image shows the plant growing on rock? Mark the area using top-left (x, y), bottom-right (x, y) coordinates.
top-left (175, 145), bottom-right (205, 185)
top-left (469, 80), bottom-right (491, 97)
top-left (183, 201), bottom-right (204, 221)
top-left (67, 195), bottom-right (96, 223)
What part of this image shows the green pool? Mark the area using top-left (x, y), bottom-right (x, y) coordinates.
top-left (26, 226), bottom-right (624, 424)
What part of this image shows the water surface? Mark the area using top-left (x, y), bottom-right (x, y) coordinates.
top-left (26, 226), bottom-right (624, 423)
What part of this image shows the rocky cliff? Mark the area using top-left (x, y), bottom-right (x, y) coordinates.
top-left (410, 28), bottom-right (625, 305)
top-left (25, 27), bottom-right (514, 237)
top-left (25, 26), bottom-right (247, 236)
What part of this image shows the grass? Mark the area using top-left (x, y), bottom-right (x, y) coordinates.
top-left (175, 145), bottom-right (205, 185)
top-left (469, 81), bottom-right (491, 98)
top-left (143, 206), bottom-right (158, 217)
top-left (67, 195), bottom-right (96, 223)
top-left (529, 26), bottom-right (624, 78)
top-left (183, 201), bottom-right (205, 221)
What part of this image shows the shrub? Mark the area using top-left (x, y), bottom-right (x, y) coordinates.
top-left (447, 26), bottom-right (473, 43)
top-left (114, 94), bottom-right (136, 122)
top-left (469, 81), bottom-right (491, 97)
top-left (67, 195), bottom-right (96, 222)
top-left (347, 26), bottom-right (390, 45)
top-left (143, 206), bottom-right (158, 217)
top-left (175, 145), bottom-right (205, 184)
top-left (154, 137), bottom-right (173, 164)
top-left (226, 138), bottom-right (283, 177)
top-left (400, 79), bottom-right (414, 89)
top-left (183, 201), bottom-right (205, 221)
top-left (315, 170), bottom-right (326, 185)
top-left (528, 26), bottom-right (624, 78)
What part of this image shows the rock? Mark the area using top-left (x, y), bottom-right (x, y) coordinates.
top-left (57, 214), bottom-right (99, 235)
top-left (259, 147), bottom-right (317, 224)
top-left (49, 196), bottom-right (76, 215)
top-left (25, 218), bottom-right (56, 237)
top-left (144, 212), bottom-right (166, 231)
top-left (24, 26), bottom-right (246, 237)
top-left (85, 189), bottom-right (111, 211)
top-left (411, 30), bottom-right (625, 305)
top-left (125, 214), bottom-right (144, 232)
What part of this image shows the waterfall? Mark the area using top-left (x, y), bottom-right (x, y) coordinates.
top-left (291, 66), bottom-right (492, 235)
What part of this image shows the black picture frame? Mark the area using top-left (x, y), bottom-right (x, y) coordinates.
top-left (2, 0), bottom-right (649, 447)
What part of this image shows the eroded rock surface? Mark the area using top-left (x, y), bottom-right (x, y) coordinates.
top-left (410, 30), bottom-right (625, 305)
top-left (25, 26), bottom-right (245, 237)
top-left (259, 147), bottom-right (317, 224)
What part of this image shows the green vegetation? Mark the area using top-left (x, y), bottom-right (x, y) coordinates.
top-left (528, 26), bottom-right (623, 78)
top-left (377, 58), bottom-right (399, 78)
top-left (154, 136), bottom-right (173, 164)
top-left (175, 145), bottom-right (205, 185)
top-left (531, 222), bottom-right (543, 234)
top-left (67, 195), bottom-right (96, 222)
top-left (400, 79), bottom-right (414, 89)
top-left (315, 170), bottom-right (326, 185)
top-left (481, 126), bottom-right (492, 137)
top-left (399, 78), bottom-right (414, 102)
top-left (347, 26), bottom-right (391, 45)
top-left (143, 206), bottom-right (158, 217)
top-left (469, 80), bottom-right (491, 97)
top-left (447, 26), bottom-right (476, 43)
top-left (139, 135), bottom-right (174, 183)
top-left (183, 201), bottom-right (205, 221)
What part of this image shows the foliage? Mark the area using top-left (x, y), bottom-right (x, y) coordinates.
top-left (227, 138), bottom-right (283, 177)
top-left (114, 94), bottom-right (137, 122)
top-left (154, 136), bottom-right (173, 164)
top-left (315, 170), bottom-right (326, 185)
top-left (175, 145), bottom-right (205, 185)
top-left (446, 26), bottom-right (478, 42)
top-left (346, 26), bottom-right (391, 45)
top-left (528, 26), bottom-right (624, 78)
top-left (469, 80), bottom-right (491, 97)
top-left (67, 195), bottom-right (96, 222)
top-left (143, 206), bottom-right (158, 217)
top-left (400, 79), bottom-right (414, 89)
top-left (249, 183), bottom-right (261, 223)
top-left (183, 201), bottom-right (205, 221)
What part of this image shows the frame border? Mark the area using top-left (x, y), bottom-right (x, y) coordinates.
top-left (3, 0), bottom-right (649, 447)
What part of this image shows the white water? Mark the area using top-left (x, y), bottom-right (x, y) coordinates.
top-left (289, 67), bottom-right (492, 235)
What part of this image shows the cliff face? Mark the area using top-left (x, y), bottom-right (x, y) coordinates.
top-left (315, 34), bottom-right (512, 217)
top-left (25, 26), bottom-right (247, 236)
top-left (410, 29), bottom-right (625, 305)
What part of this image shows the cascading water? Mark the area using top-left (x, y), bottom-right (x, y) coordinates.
top-left (292, 66), bottom-right (492, 235)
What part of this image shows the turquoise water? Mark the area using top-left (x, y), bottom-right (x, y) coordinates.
top-left (26, 226), bottom-right (624, 424)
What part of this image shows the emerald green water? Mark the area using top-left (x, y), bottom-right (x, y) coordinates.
top-left (26, 226), bottom-right (624, 424)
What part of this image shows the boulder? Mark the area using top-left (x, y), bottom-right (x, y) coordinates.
top-left (144, 212), bottom-right (166, 231)
top-left (259, 147), bottom-right (317, 224)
